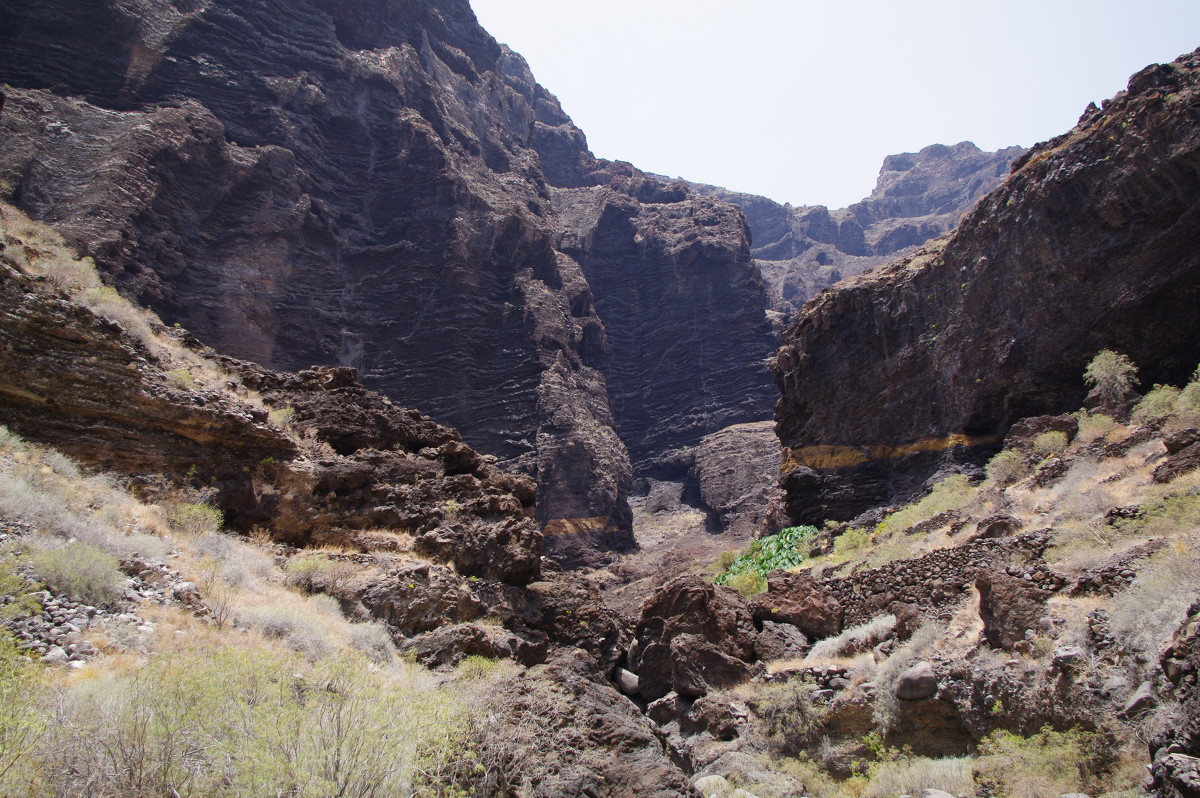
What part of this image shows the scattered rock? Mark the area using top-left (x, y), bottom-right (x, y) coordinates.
top-left (895, 661), bottom-right (939, 700)
top-left (614, 667), bottom-right (640, 696)
top-left (1121, 680), bottom-right (1157, 717)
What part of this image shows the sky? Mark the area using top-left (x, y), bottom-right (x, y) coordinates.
top-left (469, 0), bottom-right (1200, 209)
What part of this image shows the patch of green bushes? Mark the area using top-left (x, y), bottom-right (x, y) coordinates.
top-left (715, 525), bottom-right (817, 588)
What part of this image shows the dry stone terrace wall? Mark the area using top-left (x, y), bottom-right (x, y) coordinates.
top-left (818, 533), bottom-right (1054, 625)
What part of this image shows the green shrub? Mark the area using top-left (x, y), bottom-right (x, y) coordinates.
top-left (1075, 412), bottom-right (1115, 443)
top-left (1083, 350), bottom-right (1138, 406)
top-left (725, 570), bottom-right (767, 598)
top-left (0, 632), bottom-right (48, 788)
top-left (973, 725), bottom-right (1116, 798)
top-left (1133, 384), bottom-right (1182, 425)
top-left (985, 449), bottom-right (1029, 486)
top-left (33, 646), bottom-right (472, 797)
top-left (456, 655), bottom-right (500, 679)
top-left (863, 755), bottom-right (972, 798)
top-left (876, 474), bottom-right (974, 536)
top-left (1031, 430), bottom-right (1069, 459)
top-left (267, 405), bottom-right (295, 426)
top-left (165, 501), bottom-right (223, 535)
top-left (833, 526), bottom-right (869, 556)
top-left (714, 525), bottom-right (817, 586)
top-left (29, 541), bottom-right (124, 607)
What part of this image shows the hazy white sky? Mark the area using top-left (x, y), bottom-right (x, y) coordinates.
top-left (469, 0), bottom-right (1200, 208)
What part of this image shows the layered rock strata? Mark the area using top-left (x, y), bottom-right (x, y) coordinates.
top-left (0, 0), bottom-right (780, 563)
top-left (773, 49), bottom-right (1200, 524)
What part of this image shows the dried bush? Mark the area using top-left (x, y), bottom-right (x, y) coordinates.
top-left (1109, 539), bottom-right (1200, 663)
top-left (348, 622), bottom-right (396, 664)
top-left (808, 614), bottom-right (896, 661)
top-left (751, 680), bottom-right (826, 756)
top-left (863, 755), bottom-right (973, 797)
top-left (28, 540), bottom-right (125, 608)
top-left (873, 623), bottom-right (940, 732)
top-left (725, 570), bottom-right (766, 598)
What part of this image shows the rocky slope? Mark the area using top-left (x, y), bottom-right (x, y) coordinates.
top-left (687, 141), bottom-right (1025, 313)
top-left (0, 0), bottom-right (779, 564)
top-left (773, 48), bottom-right (1200, 524)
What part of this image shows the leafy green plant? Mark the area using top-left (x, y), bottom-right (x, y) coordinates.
top-left (715, 525), bottom-right (817, 586)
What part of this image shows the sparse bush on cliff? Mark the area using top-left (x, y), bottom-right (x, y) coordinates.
top-left (1084, 349), bottom-right (1139, 408)
top-left (1109, 538), bottom-right (1200, 662)
top-left (985, 449), bottom-right (1028, 486)
top-left (1133, 384), bottom-right (1182, 425)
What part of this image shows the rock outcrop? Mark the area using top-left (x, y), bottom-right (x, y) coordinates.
top-left (0, 0), bottom-right (780, 564)
top-left (773, 49), bottom-right (1200, 524)
top-left (687, 142), bottom-right (1025, 312)
top-left (0, 206), bottom-right (542, 586)
top-left (628, 576), bottom-right (758, 701)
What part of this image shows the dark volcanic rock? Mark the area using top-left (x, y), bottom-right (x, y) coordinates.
top-left (0, 212), bottom-right (542, 586)
top-left (628, 575), bottom-right (757, 700)
top-left (750, 570), bottom-right (844, 639)
top-left (475, 650), bottom-right (699, 797)
top-left (976, 570), bottom-right (1053, 652)
top-left (687, 141), bottom-right (1025, 311)
top-left (692, 420), bottom-right (786, 539)
top-left (1152, 602), bottom-right (1200, 798)
top-left (0, 0), bottom-right (779, 564)
top-left (773, 49), bottom-right (1200, 524)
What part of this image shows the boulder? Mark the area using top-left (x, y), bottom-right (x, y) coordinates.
top-left (753, 621), bottom-right (810, 662)
top-left (402, 622), bottom-right (542, 669)
top-left (749, 570), bottom-right (844, 638)
top-left (525, 572), bottom-right (629, 674)
top-left (628, 576), bottom-right (758, 700)
top-left (895, 661), bottom-right (938, 700)
top-left (356, 562), bottom-right (483, 636)
top-left (614, 668), bottom-right (641, 696)
top-left (975, 570), bottom-right (1053, 651)
top-left (683, 695), bottom-right (748, 741)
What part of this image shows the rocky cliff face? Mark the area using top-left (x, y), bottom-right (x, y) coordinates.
top-left (0, 0), bottom-right (778, 563)
top-left (773, 49), bottom-right (1200, 524)
top-left (688, 142), bottom-right (1025, 313)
